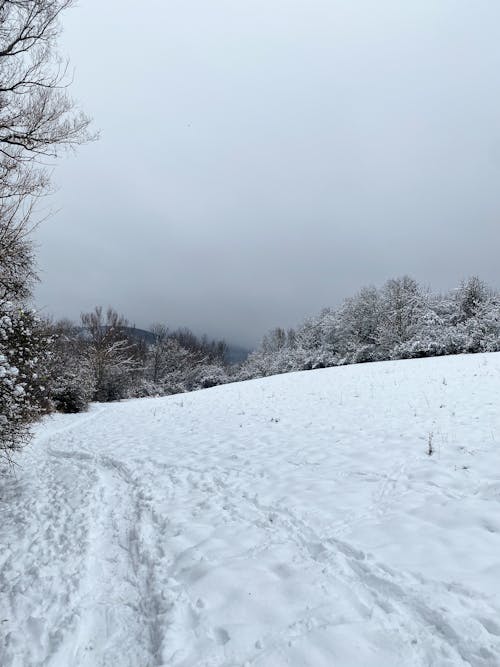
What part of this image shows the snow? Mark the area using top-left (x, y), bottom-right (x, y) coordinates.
top-left (2, 352), bottom-right (500, 666)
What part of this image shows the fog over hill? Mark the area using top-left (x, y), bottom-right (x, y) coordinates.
top-left (34, 1), bottom-right (500, 345)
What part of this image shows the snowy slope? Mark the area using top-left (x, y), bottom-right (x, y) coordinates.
top-left (1, 353), bottom-right (500, 666)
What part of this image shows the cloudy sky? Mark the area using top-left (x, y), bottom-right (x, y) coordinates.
top-left (34, 0), bottom-right (500, 347)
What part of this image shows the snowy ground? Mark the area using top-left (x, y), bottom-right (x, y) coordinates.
top-left (1, 353), bottom-right (500, 666)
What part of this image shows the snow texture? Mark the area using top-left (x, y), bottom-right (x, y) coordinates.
top-left (1, 352), bottom-right (500, 666)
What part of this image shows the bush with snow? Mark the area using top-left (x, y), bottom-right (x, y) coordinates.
top-left (0, 304), bottom-right (51, 461)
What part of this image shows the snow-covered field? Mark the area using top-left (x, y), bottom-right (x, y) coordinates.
top-left (1, 353), bottom-right (500, 666)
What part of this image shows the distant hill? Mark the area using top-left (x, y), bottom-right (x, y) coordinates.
top-left (224, 344), bottom-right (251, 364)
top-left (123, 327), bottom-right (156, 345)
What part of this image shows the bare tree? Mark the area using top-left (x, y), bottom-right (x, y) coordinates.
top-left (0, 0), bottom-right (95, 290)
top-left (148, 322), bottom-right (169, 384)
top-left (81, 307), bottom-right (138, 402)
top-left (0, 1), bottom-right (94, 201)
top-left (0, 1), bottom-right (94, 462)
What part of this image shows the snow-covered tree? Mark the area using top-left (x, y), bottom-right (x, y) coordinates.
top-left (147, 323), bottom-right (170, 384)
top-left (46, 319), bottom-right (95, 413)
top-left (378, 277), bottom-right (425, 352)
top-left (81, 307), bottom-right (139, 402)
top-left (336, 286), bottom-right (381, 362)
top-left (455, 276), bottom-right (491, 322)
top-left (261, 328), bottom-right (287, 354)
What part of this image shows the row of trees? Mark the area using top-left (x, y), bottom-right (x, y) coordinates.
top-left (241, 276), bottom-right (500, 378)
top-left (40, 274), bottom-right (499, 417)
top-left (46, 307), bottom-right (231, 413)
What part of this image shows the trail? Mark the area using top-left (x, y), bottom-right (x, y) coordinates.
top-left (1, 352), bottom-right (500, 665)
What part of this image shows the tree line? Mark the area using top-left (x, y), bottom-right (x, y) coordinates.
top-left (20, 273), bottom-right (500, 429)
top-left (46, 308), bottom-right (231, 413)
top-left (241, 275), bottom-right (500, 379)
top-left (10, 276), bottom-right (500, 430)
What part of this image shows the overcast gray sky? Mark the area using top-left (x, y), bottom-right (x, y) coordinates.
top-left (34, 0), bottom-right (500, 347)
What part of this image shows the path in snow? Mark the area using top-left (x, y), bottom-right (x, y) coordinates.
top-left (1, 353), bottom-right (500, 666)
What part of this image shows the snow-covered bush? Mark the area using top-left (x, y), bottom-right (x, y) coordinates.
top-left (52, 384), bottom-right (88, 413)
top-left (0, 304), bottom-right (51, 461)
top-left (189, 363), bottom-right (229, 390)
top-left (45, 319), bottom-right (95, 413)
top-left (50, 356), bottom-right (95, 413)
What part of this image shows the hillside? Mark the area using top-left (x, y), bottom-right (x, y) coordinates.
top-left (1, 353), bottom-right (500, 666)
